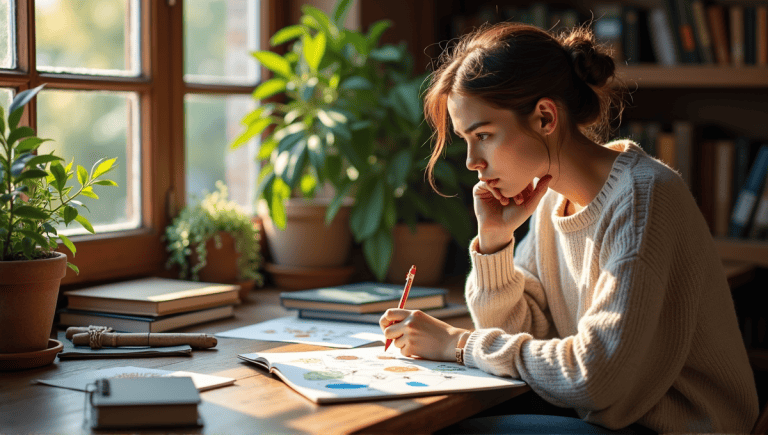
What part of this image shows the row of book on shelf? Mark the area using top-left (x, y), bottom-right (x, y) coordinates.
top-left (451, 1), bottom-right (768, 67)
top-left (58, 277), bottom-right (468, 333)
top-left (617, 121), bottom-right (768, 240)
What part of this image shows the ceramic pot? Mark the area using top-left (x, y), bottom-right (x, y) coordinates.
top-left (387, 223), bottom-right (451, 286)
top-left (0, 252), bottom-right (67, 353)
top-left (258, 197), bottom-right (354, 268)
top-left (193, 232), bottom-right (240, 284)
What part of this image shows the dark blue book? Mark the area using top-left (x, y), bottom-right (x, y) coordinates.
top-left (730, 144), bottom-right (768, 237)
top-left (733, 137), bottom-right (752, 203)
top-left (280, 282), bottom-right (447, 313)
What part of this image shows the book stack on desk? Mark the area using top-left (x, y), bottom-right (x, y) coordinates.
top-left (59, 277), bottom-right (239, 333)
top-left (280, 282), bottom-right (468, 325)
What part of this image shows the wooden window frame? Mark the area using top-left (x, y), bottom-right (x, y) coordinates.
top-left (0, 0), bottom-right (285, 286)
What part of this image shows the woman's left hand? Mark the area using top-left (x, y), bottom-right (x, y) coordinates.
top-left (380, 309), bottom-right (468, 361)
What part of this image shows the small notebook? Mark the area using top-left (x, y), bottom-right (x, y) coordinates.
top-left (89, 377), bottom-right (202, 429)
top-left (238, 347), bottom-right (525, 404)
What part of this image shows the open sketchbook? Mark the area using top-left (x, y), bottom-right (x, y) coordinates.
top-left (238, 347), bottom-right (525, 404)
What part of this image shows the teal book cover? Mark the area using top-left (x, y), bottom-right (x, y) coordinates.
top-left (280, 282), bottom-right (447, 314)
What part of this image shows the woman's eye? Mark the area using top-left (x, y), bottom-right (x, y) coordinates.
top-left (476, 133), bottom-right (490, 141)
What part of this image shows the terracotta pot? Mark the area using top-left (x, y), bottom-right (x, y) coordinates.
top-left (192, 232), bottom-right (240, 284)
top-left (0, 252), bottom-right (67, 353)
top-left (258, 197), bottom-right (354, 268)
top-left (387, 223), bottom-right (451, 286)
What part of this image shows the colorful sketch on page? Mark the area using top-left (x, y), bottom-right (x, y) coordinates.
top-left (215, 316), bottom-right (385, 348)
top-left (238, 347), bottom-right (526, 403)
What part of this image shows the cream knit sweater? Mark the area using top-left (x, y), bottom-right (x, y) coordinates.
top-left (463, 139), bottom-right (759, 433)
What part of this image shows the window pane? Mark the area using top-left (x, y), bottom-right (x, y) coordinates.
top-left (184, 0), bottom-right (260, 85)
top-left (36, 0), bottom-right (140, 76)
top-left (0, 0), bottom-right (14, 69)
top-left (0, 87), bottom-right (11, 110)
top-left (37, 90), bottom-right (141, 234)
top-left (185, 94), bottom-right (258, 213)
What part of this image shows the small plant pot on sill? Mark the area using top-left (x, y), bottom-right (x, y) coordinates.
top-left (387, 223), bottom-right (451, 286)
top-left (0, 252), bottom-right (67, 355)
top-left (190, 232), bottom-right (253, 301)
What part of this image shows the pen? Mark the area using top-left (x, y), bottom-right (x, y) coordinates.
top-left (384, 265), bottom-right (417, 352)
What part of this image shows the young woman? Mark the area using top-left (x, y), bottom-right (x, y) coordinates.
top-left (379, 22), bottom-right (759, 433)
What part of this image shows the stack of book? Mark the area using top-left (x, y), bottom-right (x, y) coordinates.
top-left (280, 282), bottom-right (468, 325)
top-left (59, 277), bottom-right (240, 333)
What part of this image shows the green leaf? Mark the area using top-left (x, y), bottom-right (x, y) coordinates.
top-left (302, 31), bottom-right (326, 72)
top-left (301, 6), bottom-right (337, 41)
top-left (74, 214), bottom-right (95, 233)
top-left (231, 117), bottom-right (273, 150)
top-left (58, 233), bottom-right (76, 256)
top-left (92, 157), bottom-right (117, 179)
top-left (7, 107), bottom-right (22, 130)
top-left (325, 180), bottom-right (353, 225)
top-left (14, 169), bottom-right (48, 182)
top-left (391, 81), bottom-right (423, 126)
top-left (7, 127), bottom-right (35, 146)
top-left (9, 84), bottom-right (46, 116)
top-left (383, 190), bottom-right (397, 229)
top-left (350, 178), bottom-right (385, 241)
top-left (252, 51), bottom-right (293, 78)
top-left (339, 76), bottom-right (373, 90)
top-left (362, 228), bottom-right (393, 282)
top-left (93, 179), bottom-right (118, 186)
top-left (13, 206), bottom-right (49, 220)
top-left (63, 205), bottom-right (78, 225)
top-left (80, 186), bottom-right (99, 199)
top-left (386, 149), bottom-right (412, 188)
top-left (252, 78), bottom-right (287, 101)
top-left (0, 112), bottom-right (4, 136)
top-left (433, 159), bottom-right (459, 191)
top-left (19, 230), bottom-right (48, 248)
top-left (317, 109), bottom-right (337, 128)
top-left (270, 177), bottom-right (291, 229)
top-left (11, 153), bottom-right (34, 176)
top-left (67, 262), bottom-right (79, 275)
top-left (432, 197), bottom-right (473, 247)
top-left (307, 134), bottom-right (325, 175)
top-left (332, 0), bottom-right (355, 26)
top-left (366, 20), bottom-right (393, 50)
top-left (341, 30), bottom-right (368, 56)
top-left (369, 45), bottom-right (401, 62)
top-left (26, 154), bottom-right (63, 168)
top-left (270, 24), bottom-right (307, 46)
top-left (283, 140), bottom-right (308, 190)
top-left (77, 165), bottom-right (88, 185)
top-left (257, 138), bottom-right (279, 160)
top-left (50, 162), bottom-right (67, 191)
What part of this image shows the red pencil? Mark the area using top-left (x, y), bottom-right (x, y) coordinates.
top-left (383, 265), bottom-right (417, 352)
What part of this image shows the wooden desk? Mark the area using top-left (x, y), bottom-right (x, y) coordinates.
top-left (0, 285), bottom-right (530, 434)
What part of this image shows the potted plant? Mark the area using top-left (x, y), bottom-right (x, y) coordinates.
top-left (0, 84), bottom-right (118, 356)
top-left (164, 181), bottom-right (264, 300)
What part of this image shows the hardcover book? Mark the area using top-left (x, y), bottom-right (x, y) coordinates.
top-left (58, 304), bottom-right (235, 333)
top-left (297, 303), bottom-right (469, 325)
top-left (280, 282), bottom-right (447, 314)
top-left (64, 277), bottom-right (240, 317)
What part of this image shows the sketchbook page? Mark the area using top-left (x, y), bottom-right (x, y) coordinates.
top-left (238, 347), bottom-right (526, 404)
top-left (34, 366), bottom-right (235, 392)
top-left (216, 316), bottom-right (385, 348)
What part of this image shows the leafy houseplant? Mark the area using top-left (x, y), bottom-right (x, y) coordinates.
top-left (232, 0), bottom-right (475, 281)
top-left (164, 181), bottom-right (264, 289)
top-left (0, 84), bottom-right (118, 355)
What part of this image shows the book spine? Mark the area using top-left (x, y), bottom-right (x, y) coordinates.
top-left (530, 2), bottom-right (549, 30)
top-left (656, 131), bottom-right (677, 169)
top-left (673, 120), bottom-right (694, 188)
top-left (698, 141), bottom-right (717, 232)
top-left (747, 173), bottom-right (768, 239)
top-left (650, 7), bottom-right (679, 65)
top-left (691, 0), bottom-right (714, 64)
top-left (733, 137), bottom-right (752, 203)
top-left (730, 4), bottom-right (745, 67)
top-left (644, 121), bottom-right (662, 157)
top-left (758, 4), bottom-right (768, 66)
top-left (593, 3), bottom-right (624, 62)
top-left (730, 145), bottom-right (768, 237)
top-left (675, 0), bottom-right (701, 63)
top-left (714, 140), bottom-right (735, 237)
top-left (707, 4), bottom-right (731, 65)
top-left (744, 5), bottom-right (757, 65)
top-left (624, 7), bottom-right (640, 64)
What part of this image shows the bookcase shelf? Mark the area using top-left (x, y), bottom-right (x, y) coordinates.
top-left (715, 237), bottom-right (768, 267)
top-left (616, 65), bottom-right (768, 88)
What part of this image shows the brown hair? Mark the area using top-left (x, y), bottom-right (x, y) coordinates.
top-left (424, 22), bottom-right (627, 193)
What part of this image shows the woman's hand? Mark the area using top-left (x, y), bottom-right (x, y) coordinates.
top-left (380, 309), bottom-right (468, 361)
top-left (473, 175), bottom-right (552, 254)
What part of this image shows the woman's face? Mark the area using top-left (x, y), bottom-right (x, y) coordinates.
top-left (447, 92), bottom-right (551, 201)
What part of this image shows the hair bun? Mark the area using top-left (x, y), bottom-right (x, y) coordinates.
top-left (563, 33), bottom-right (615, 87)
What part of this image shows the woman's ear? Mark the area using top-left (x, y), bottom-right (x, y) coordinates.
top-left (531, 98), bottom-right (558, 136)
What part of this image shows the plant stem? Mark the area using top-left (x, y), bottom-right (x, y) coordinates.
top-left (2, 136), bottom-right (13, 260)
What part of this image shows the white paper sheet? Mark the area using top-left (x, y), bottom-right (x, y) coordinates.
top-left (215, 316), bottom-right (385, 348)
top-left (34, 366), bottom-right (235, 392)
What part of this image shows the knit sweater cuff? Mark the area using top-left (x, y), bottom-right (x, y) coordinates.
top-left (469, 235), bottom-right (518, 290)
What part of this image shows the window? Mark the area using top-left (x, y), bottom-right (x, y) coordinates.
top-left (0, 0), bottom-right (280, 285)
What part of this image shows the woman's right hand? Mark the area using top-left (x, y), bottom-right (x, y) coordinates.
top-left (473, 175), bottom-right (552, 254)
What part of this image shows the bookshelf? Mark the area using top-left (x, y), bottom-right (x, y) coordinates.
top-left (616, 65), bottom-right (768, 87)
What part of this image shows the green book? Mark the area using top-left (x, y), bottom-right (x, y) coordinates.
top-left (280, 282), bottom-right (447, 314)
